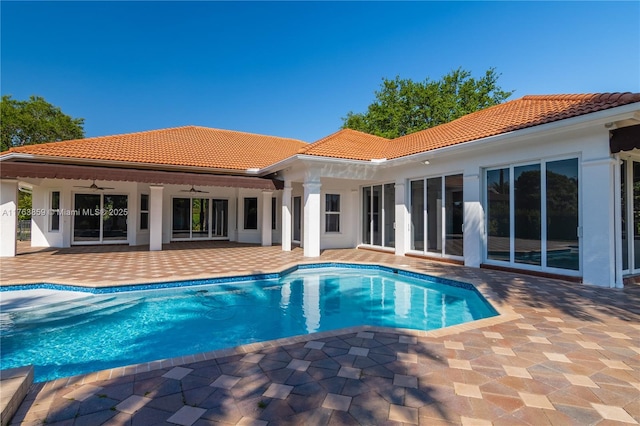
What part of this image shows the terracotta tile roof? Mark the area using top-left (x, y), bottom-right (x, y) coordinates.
top-left (298, 93), bottom-right (640, 161)
top-left (3, 93), bottom-right (639, 169)
top-left (297, 128), bottom-right (390, 161)
top-left (386, 93), bottom-right (640, 159)
top-left (3, 125), bottom-right (308, 171)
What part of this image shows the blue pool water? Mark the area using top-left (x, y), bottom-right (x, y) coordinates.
top-left (0, 265), bottom-right (497, 382)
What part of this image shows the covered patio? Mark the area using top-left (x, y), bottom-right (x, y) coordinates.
top-left (2, 243), bottom-right (639, 425)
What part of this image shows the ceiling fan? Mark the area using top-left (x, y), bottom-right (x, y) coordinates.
top-left (180, 185), bottom-right (209, 193)
top-left (73, 180), bottom-right (115, 191)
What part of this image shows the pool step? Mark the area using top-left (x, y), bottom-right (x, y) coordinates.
top-left (0, 366), bottom-right (33, 426)
top-left (3, 296), bottom-right (142, 327)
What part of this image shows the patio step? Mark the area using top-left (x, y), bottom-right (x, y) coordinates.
top-left (0, 366), bottom-right (33, 426)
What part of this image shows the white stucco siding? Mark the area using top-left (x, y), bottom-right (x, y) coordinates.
top-left (0, 180), bottom-right (19, 257)
top-left (29, 179), bottom-right (137, 248)
top-left (318, 183), bottom-right (359, 250)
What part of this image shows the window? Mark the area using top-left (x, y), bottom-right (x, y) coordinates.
top-left (485, 158), bottom-right (579, 272)
top-left (325, 194), bottom-right (340, 232)
top-left (50, 191), bottom-right (60, 231)
top-left (271, 197), bottom-right (277, 230)
top-left (140, 194), bottom-right (149, 231)
top-left (244, 197), bottom-right (258, 230)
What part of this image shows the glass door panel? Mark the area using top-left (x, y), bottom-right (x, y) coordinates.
top-left (621, 160), bottom-right (629, 271)
top-left (546, 159), bottom-right (579, 270)
top-left (102, 195), bottom-right (128, 241)
top-left (362, 187), bottom-right (371, 245)
top-left (191, 198), bottom-right (209, 238)
top-left (487, 168), bottom-right (510, 261)
top-left (411, 180), bottom-right (424, 251)
top-left (514, 164), bottom-right (541, 265)
top-left (212, 199), bottom-right (228, 238)
top-left (73, 194), bottom-right (101, 242)
top-left (372, 185), bottom-right (382, 246)
top-left (383, 183), bottom-right (395, 248)
top-left (634, 162), bottom-right (640, 270)
top-left (426, 177), bottom-right (442, 254)
top-left (172, 198), bottom-right (190, 239)
top-left (445, 175), bottom-right (463, 256)
top-left (293, 196), bottom-right (301, 242)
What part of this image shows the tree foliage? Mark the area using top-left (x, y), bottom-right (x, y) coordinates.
top-left (1, 95), bottom-right (85, 152)
top-left (342, 68), bottom-right (513, 138)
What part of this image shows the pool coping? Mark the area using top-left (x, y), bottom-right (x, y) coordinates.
top-left (2, 260), bottom-right (521, 387)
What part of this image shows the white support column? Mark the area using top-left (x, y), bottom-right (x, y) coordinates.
top-left (463, 173), bottom-right (482, 267)
top-left (351, 189), bottom-right (359, 246)
top-left (0, 180), bottom-right (18, 257)
top-left (281, 182), bottom-right (292, 251)
top-left (303, 179), bottom-right (321, 257)
top-left (261, 191), bottom-right (273, 247)
top-left (394, 180), bottom-right (408, 256)
top-left (582, 157), bottom-right (617, 287)
top-left (149, 185), bottom-right (164, 251)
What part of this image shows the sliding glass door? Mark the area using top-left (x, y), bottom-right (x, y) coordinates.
top-left (73, 193), bottom-right (128, 244)
top-left (485, 158), bottom-right (579, 273)
top-left (172, 197), bottom-right (228, 240)
top-left (620, 159), bottom-right (640, 274)
top-left (410, 174), bottom-right (463, 258)
top-left (362, 183), bottom-right (395, 248)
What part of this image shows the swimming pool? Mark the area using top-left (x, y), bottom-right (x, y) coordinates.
top-left (0, 264), bottom-right (497, 382)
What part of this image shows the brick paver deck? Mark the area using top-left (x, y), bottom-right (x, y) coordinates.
top-left (2, 242), bottom-right (639, 425)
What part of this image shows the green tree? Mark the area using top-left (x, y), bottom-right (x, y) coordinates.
top-left (1, 95), bottom-right (85, 221)
top-left (342, 68), bottom-right (513, 138)
top-left (1, 95), bottom-right (85, 152)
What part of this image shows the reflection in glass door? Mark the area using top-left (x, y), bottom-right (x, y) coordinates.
top-left (73, 194), bottom-right (101, 242)
top-left (410, 174), bottom-right (463, 258)
top-left (445, 175), bottom-right (464, 256)
top-left (485, 158), bottom-right (579, 273)
top-left (514, 164), bottom-right (541, 265)
top-left (212, 200), bottom-right (228, 238)
top-left (293, 196), bottom-right (301, 242)
top-left (172, 197), bottom-right (228, 240)
top-left (620, 159), bottom-right (640, 274)
top-left (73, 193), bottom-right (128, 244)
top-left (191, 198), bottom-right (209, 238)
top-left (362, 184), bottom-right (395, 248)
top-left (102, 195), bottom-right (128, 241)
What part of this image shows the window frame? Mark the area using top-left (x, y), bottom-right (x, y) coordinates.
top-left (50, 191), bottom-right (61, 232)
top-left (139, 193), bottom-right (149, 231)
top-left (324, 193), bottom-right (341, 233)
top-left (271, 197), bottom-right (277, 230)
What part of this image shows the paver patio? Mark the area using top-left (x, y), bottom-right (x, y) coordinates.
top-left (2, 242), bottom-right (639, 425)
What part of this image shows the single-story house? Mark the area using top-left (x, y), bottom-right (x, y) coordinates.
top-left (1, 93), bottom-right (639, 288)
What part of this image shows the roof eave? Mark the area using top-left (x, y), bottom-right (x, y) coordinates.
top-left (386, 102), bottom-right (640, 166)
top-left (0, 153), bottom-right (262, 176)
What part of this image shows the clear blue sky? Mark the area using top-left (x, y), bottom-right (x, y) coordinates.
top-left (2, 1), bottom-right (639, 143)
